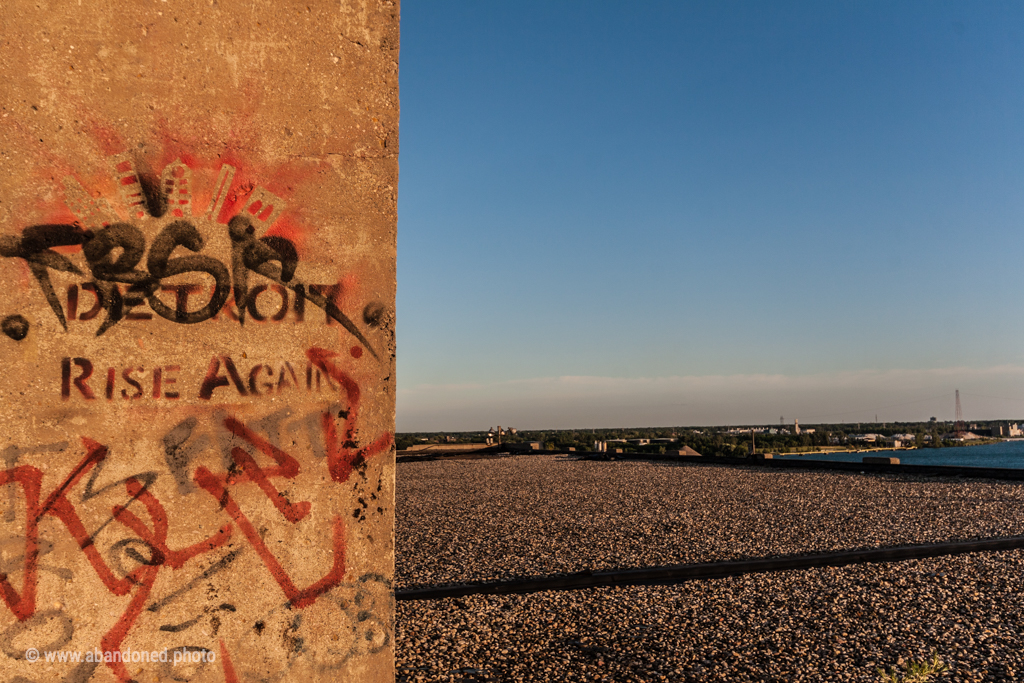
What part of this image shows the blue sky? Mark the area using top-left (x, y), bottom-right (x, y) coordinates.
top-left (396, 1), bottom-right (1024, 431)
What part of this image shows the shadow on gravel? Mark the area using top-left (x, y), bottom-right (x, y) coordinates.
top-left (397, 534), bottom-right (1024, 600)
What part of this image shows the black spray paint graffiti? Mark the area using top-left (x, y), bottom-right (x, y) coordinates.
top-left (0, 155), bottom-right (389, 355)
top-left (1, 314), bottom-right (29, 340)
top-left (0, 219), bottom-right (381, 358)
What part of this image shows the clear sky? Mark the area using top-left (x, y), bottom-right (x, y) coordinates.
top-left (396, 1), bottom-right (1024, 432)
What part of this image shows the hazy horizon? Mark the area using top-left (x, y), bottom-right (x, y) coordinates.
top-left (399, 364), bottom-right (1024, 432)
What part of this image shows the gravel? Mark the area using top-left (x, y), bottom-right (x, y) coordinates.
top-left (396, 455), bottom-right (1024, 682)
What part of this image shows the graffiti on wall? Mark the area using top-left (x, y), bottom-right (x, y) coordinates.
top-left (0, 155), bottom-right (383, 358)
top-left (0, 148), bottom-right (394, 681)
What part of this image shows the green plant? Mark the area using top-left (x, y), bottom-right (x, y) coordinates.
top-left (877, 653), bottom-right (948, 683)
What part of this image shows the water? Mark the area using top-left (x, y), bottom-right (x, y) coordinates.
top-left (777, 439), bottom-right (1024, 469)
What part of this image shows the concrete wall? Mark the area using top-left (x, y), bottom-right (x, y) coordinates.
top-left (0, 1), bottom-right (398, 681)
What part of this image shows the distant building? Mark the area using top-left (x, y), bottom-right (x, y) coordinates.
top-left (486, 425), bottom-right (515, 445)
top-left (506, 441), bottom-right (543, 453)
top-left (990, 423), bottom-right (1022, 438)
top-left (851, 434), bottom-right (880, 442)
top-left (665, 446), bottom-right (701, 456)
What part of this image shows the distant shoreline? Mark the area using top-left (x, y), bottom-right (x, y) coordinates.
top-left (778, 439), bottom-right (1003, 457)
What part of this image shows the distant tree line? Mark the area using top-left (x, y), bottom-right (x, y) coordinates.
top-left (394, 419), bottom-right (1014, 455)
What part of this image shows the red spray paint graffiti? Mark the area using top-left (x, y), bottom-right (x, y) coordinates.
top-left (1, 129), bottom-right (393, 681)
top-left (0, 348), bottom-right (393, 681)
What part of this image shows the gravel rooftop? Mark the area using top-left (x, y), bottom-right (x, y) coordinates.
top-left (395, 455), bottom-right (1024, 682)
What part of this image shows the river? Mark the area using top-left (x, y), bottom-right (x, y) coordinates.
top-left (777, 439), bottom-right (1024, 469)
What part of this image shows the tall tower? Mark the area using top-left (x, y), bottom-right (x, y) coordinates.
top-left (955, 390), bottom-right (965, 437)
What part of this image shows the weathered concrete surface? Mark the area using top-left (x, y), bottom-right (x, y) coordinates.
top-left (0, 1), bottom-right (398, 681)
